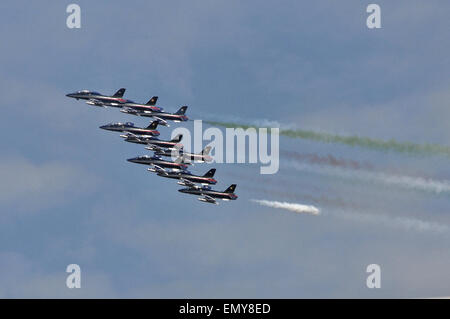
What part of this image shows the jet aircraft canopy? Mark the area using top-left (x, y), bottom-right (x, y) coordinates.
top-left (77, 90), bottom-right (100, 95)
top-left (111, 122), bottom-right (134, 127)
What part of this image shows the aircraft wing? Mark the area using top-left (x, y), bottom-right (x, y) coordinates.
top-left (154, 165), bottom-right (168, 175)
top-left (131, 107), bottom-right (153, 114)
top-left (123, 132), bottom-right (153, 139)
top-left (174, 155), bottom-right (182, 164)
top-left (177, 178), bottom-right (196, 188)
top-left (147, 164), bottom-right (167, 175)
top-left (145, 145), bottom-right (164, 153)
top-left (120, 132), bottom-right (138, 138)
top-left (198, 195), bottom-right (218, 205)
top-left (152, 117), bottom-right (169, 127)
top-left (174, 155), bottom-right (193, 166)
top-left (86, 99), bottom-right (106, 107)
top-left (120, 107), bottom-right (139, 115)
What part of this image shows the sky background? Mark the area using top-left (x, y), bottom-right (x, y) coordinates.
top-left (0, 0), bottom-right (449, 298)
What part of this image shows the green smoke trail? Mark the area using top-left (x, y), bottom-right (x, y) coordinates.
top-left (205, 120), bottom-right (450, 157)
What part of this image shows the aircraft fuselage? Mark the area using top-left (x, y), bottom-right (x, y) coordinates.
top-left (121, 102), bottom-right (163, 113)
top-left (100, 124), bottom-right (159, 137)
top-left (121, 110), bottom-right (188, 122)
top-left (155, 150), bottom-right (212, 162)
top-left (178, 188), bottom-right (237, 200)
top-left (158, 172), bottom-right (217, 185)
top-left (66, 92), bottom-right (130, 107)
top-left (127, 156), bottom-right (188, 170)
top-left (124, 136), bottom-right (180, 148)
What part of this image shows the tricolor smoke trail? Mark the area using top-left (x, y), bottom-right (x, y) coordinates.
top-left (251, 199), bottom-right (320, 215)
top-left (206, 120), bottom-right (450, 157)
top-left (288, 161), bottom-right (450, 195)
top-left (281, 150), bottom-right (373, 170)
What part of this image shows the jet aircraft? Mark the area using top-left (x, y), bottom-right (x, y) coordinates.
top-left (66, 89), bottom-right (164, 112)
top-left (120, 96), bottom-right (163, 114)
top-left (155, 146), bottom-right (212, 163)
top-left (100, 121), bottom-right (160, 137)
top-left (127, 155), bottom-right (189, 171)
top-left (178, 184), bottom-right (238, 205)
top-left (120, 106), bottom-right (189, 126)
top-left (155, 168), bottom-right (217, 187)
top-left (124, 134), bottom-right (183, 151)
top-left (66, 88), bottom-right (130, 107)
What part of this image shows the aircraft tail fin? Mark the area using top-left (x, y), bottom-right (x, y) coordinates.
top-left (170, 134), bottom-right (183, 143)
top-left (199, 146), bottom-right (212, 155)
top-left (113, 88), bottom-right (126, 97)
top-left (146, 96), bottom-right (158, 106)
top-left (146, 120), bottom-right (159, 130)
top-left (224, 184), bottom-right (237, 193)
top-left (203, 168), bottom-right (216, 178)
top-left (175, 106), bottom-right (188, 115)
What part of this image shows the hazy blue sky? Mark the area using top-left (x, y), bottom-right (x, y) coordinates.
top-left (0, 1), bottom-right (449, 298)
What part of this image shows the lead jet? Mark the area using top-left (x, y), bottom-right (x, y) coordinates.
top-left (127, 155), bottom-right (189, 171)
top-left (120, 106), bottom-right (189, 127)
top-left (100, 121), bottom-right (160, 137)
top-left (155, 168), bottom-right (217, 187)
top-left (124, 134), bottom-right (183, 151)
top-left (66, 88), bottom-right (130, 107)
top-left (154, 145), bottom-right (212, 163)
top-left (178, 184), bottom-right (238, 205)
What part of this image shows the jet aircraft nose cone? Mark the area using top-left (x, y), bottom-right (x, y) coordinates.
top-left (99, 125), bottom-right (108, 130)
top-left (66, 93), bottom-right (74, 97)
top-left (127, 158), bottom-right (138, 163)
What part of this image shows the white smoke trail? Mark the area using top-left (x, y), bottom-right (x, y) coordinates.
top-left (252, 199), bottom-right (320, 215)
top-left (252, 199), bottom-right (449, 234)
top-left (288, 161), bottom-right (450, 195)
top-left (334, 209), bottom-right (450, 234)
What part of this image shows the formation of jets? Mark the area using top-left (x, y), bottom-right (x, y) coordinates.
top-left (66, 88), bottom-right (238, 205)
top-left (66, 88), bottom-right (187, 127)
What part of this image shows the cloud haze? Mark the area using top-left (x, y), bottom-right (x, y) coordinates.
top-left (0, 0), bottom-right (449, 298)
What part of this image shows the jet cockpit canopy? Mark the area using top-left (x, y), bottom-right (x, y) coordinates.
top-left (78, 90), bottom-right (100, 95)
